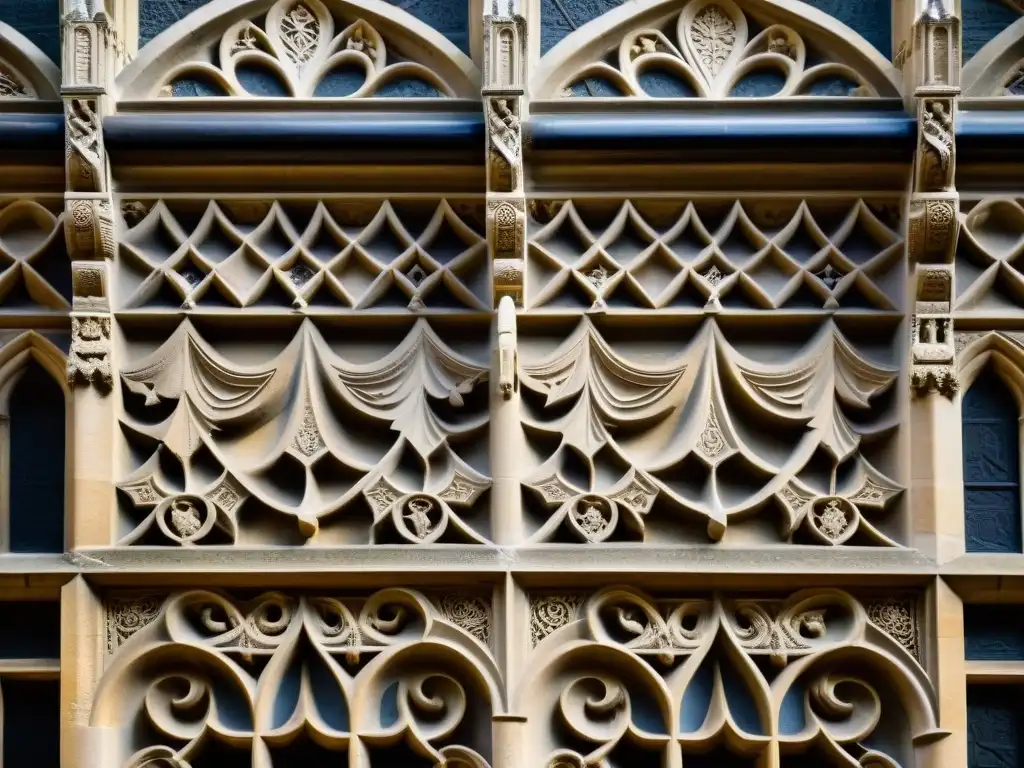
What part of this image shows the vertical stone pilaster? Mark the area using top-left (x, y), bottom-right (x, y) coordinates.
top-left (490, 296), bottom-right (524, 544)
top-left (60, 576), bottom-right (108, 768)
top-left (901, 0), bottom-right (964, 561)
top-left (917, 577), bottom-right (968, 768)
top-left (485, 1), bottom-right (528, 545)
top-left (484, 0), bottom-right (527, 309)
top-left (911, 390), bottom-right (966, 561)
top-left (62, 0), bottom-right (121, 547)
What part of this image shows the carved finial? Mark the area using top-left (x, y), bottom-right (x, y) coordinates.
top-left (497, 295), bottom-right (518, 398)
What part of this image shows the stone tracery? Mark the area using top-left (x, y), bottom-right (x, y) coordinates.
top-left (116, 320), bottom-right (491, 544)
top-left (91, 588), bottom-right (502, 767)
top-left (518, 316), bottom-right (903, 544)
top-left (531, 0), bottom-right (901, 98)
top-left (118, 199), bottom-right (490, 312)
top-left (115, 0), bottom-right (480, 99)
top-left (520, 587), bottom-right (944, 767)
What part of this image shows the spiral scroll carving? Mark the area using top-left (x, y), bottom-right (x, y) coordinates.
top-left (520, 587), bottom-right (943, 766)
top-left (93, 588), bottom-right (500, 767)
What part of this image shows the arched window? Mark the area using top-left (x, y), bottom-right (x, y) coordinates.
top-left (963, 367), bottom-right (1022, 553)
top-left (7, 360), bottom-right (65, 552)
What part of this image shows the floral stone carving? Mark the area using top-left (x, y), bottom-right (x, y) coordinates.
top-left (519, 317), bottom-right (902, 544)
top-left (116, 320), bottom-right (491, 545)
top-left (90, 589), bottom-right (501, 766)
top-left (536, 0), bottom-right (896, 98)
top-left (147, 0), bottom-right (474, 98)
top-left (521, 587), bottom-right (944, 767)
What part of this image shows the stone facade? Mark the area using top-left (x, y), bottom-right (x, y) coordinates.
top-left (1, 0), bottom-right (1024, 764)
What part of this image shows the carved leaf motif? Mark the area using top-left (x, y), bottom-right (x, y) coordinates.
top-left (279, 3), bottom-right (322, 64)
top-left (147, 0), bottom-right (470, 98)
top-left (331, 320), bottom-right (489, 457)
top-left (689, 4), bottom-right (737, 76)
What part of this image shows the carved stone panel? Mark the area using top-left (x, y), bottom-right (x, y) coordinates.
top-left (519, 587), bottom-right (941, 767)
top-left (518, 317), bottom-right (903, 544)
top-left (117, 199), bottom-right (490, 313)
top-left (525, 199), bottom-right (903, 312)
top-left (91, 589), bottom-right (499, 766)
top-left (115, 320), bottom-right (492, 545)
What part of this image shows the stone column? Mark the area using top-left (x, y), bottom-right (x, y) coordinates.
top-left (917, 577), bottom-right (968, 768)
top-left (62, 0), bottom-right (121, 547)
top-left (60, 576), bottom-right (108, 768)
top-left (900, 0), bottom-right (964, 562)
top-left (485, 0), bottom-right (528, 545)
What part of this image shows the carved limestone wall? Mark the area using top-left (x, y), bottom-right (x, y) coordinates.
top-left (85, 586), bottom-right (943, 767)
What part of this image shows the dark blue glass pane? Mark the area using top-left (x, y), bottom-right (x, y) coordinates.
top-left (374, 78), bottom-right (442, 97)
top-left (237, 64), bottom-right (290, 97)
top-left (964, 369), bottom-right (1021, 553)
top-left (567, 77), bottom-right (624, 97)
top-left (965, 421), bottom-right (1019, 483)
top-left (386, 0), bottom-right (469, 54)
top-left (966, 605), bottom-right (1024, 660)
top-left (2, 679), bottom-right (59, 768)
top-left (170, 77), bottom-right (229, 97)
top-left (314, 67), bottom-right (367, 97)
top-left (638, 69), bottom-right (696, 98)
top-left (804, 75), bottom-right (861, 96)
top-left (0, 602), bottom-right (60, 658)
top-left (964, 369), bottom-right (1018, 420)
top-left (963, 0), bottom-right (1021, 63)
top-left (541, 0), bottom-right (622, 53)
top-left (968, 685), bottom-right (1023, 767)
top-left (0, 0), bottom-right (60, 63)
top-left (966, 490), bottom-right (1022, 553)
top-left (9, 363), bottom-right (64, 554)
top-left (802, 0), bottom-right (891, 58)
top-left (139, 0), bottom-right (212, 47)
top-left (729, 69), bottom-right (787, 97)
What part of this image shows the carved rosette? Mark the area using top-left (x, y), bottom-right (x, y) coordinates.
top-left (65, 195), bottom-right (115, 262)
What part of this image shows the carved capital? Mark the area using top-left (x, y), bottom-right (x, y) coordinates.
top-left (65, 195), bottom-right (114, 260)
top-left (907, 194), bottom-right (958, 263)
top-left (911, 313), bottom-right (958, 399)
top-left (68, 314), bottom-right (112, 390)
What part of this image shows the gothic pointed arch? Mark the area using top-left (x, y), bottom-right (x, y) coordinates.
top-left (529, 0), bottom-right (902, 99)
top-left (957, 330), bottom-right (1024, 406)
top-left (114, 0), bottom-right (481, 100)
top-left (0, 332), bottom-right (69, 554)
top-left (0, 23), bottom-right (60, 100)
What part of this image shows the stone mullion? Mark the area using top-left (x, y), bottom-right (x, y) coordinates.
top-left (59, 575), bottom-right (107, 768)
top-left (491, 573), bottom-right (529, 767)
top-left (61, 2), bottom-right (121, 548)
top-left (485, 0), bottom-right (528, 545)
top-left (920, 576), bottom-right (968, 768)
top-left (899, 0), bottom-right (965, 567)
